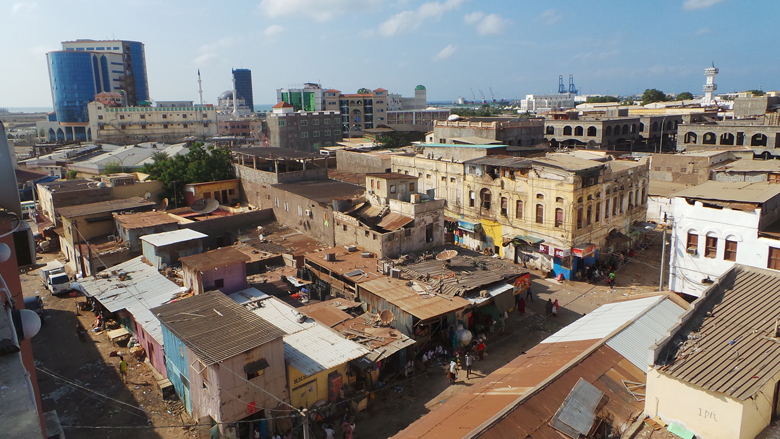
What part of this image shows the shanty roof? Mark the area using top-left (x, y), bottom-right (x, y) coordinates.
top-left (376, 213), bottom-right (414, 231)
top-left (401, 248), bottom-right (526, 297)
top-left (395, 296), bottom-right (683, 438)
top-left (298, 299), bottom-right (360, 327)
top-left (283, 324), bottom-right (370, 376)
top-left (77, 256), bottom-right (187, 346)
top-left (333, 314), bottom-right (417, 362)
top-left (272, 180), bottom-right (365, 204)
top-left (251, 296), bottom-right (318, 334)
top-left (530, 155), bottom-right (605, 172)
top-left (152, 291), bottom-right (285, 366)
top-left (463, 155), bottom-right (532, 169)
top-left (114, 211), bottom-right (179, 229)
top-left (656, 265), bottom-right (780, 400)
top-left (140, 229), bottom-right (207, 247)
top-left (365, 172), bottom-right (413, 180)
top-left (180, 247), bottom-right (250, 271)
top-left (673, 181), bottom-right (780, 204)
top-left (359, 277), bottom-right (470, 321)
top-left (58, 197), bottom-right (154, 218)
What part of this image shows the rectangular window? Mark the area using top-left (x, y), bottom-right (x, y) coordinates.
top-left (119, 115), bottom-right (125, 120)
top-left (595, 203), bottom-right (601, 222)
top-left (770, 247), bottom-right (780, 271)
top-left (300, 120), bottom-right (308, 126)
top-left (182, 114), bottom-right (187, 119)
top-left (576, 208), bottom-right (583, 229)
top-left (500, 197), bottom-right (508, 217)
top-left (278, 120), bottom-right (286, 127)
top-left (324, 130), bottom-right (331, 136)
top-left (687, 233), bottom-right (698, 254)
top-left (390, 185), bottom-right (396, 193)
top-left (162, 114), bottom-right (167, 119)
top-left (469, 191), bottom-right (475, 208)
top-left (98, 115), bottom-right (103, 120)
top-left (275, 198), bottom-right (279, 208)
top-left (298, 205), bottom-right (303, 216)
top-left (409, 182), bottom-right (414, 192)
top-left (313, 120), bottom-right (319, 125)
top-left (140, 115), bottom-right (145, 119)
top-left (376, 181), bottom-right (381, 190)
top-left (301, 132), bottom-right (308, 138)
top-left (313, 131), bottom-right (320, 137)
top-left (334, 130), bottom-right (340, 135)
top-left (324, 119), bottom-right (330, 124)
top-left (515, 200), bottom-right (523, 219)
top-left (724, 240), bottom-right (737, 261)
top-left (705, 236), bottom-right (717, 258)
top-left (284, 201), bottom-right (289, 211)
top-left (214, 279), bottom-right (224, 288)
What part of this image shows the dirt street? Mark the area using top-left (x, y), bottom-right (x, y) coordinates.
top-left (22, 253), bottom-right (194, 439)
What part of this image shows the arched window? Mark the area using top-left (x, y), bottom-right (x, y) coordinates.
top-left (586, 205), bottom-right (592, 226)
top-left (652, 122), bottom-right (658, 132)
top-left (641, 187), bottom-right (646, 204)
top-left (612, 196), bottom-right (618, 216)
top-left (563, 126), bottom-right (572, 135)
top-left (639, 122), bottom-right (645, 132)
top-left (622, 124), bottom-right (629, 135)
top-left (587, 126), bottom-right (597, 136)
top-left (576, 208), bottom-right (583, 229)
top-left (536, 204), bottom-right (545, 224)
top-left (752, 133), bottom-right (768, 147)
top-left (480, 188), bottom-right (492, 211)
top-left (546, 126), bottom-right (555, 135)
top-left (629, 192), bottom-right (634, 208)
top-left (703, 132), bottom-right (717, 145)
top-left (577, 197), bottom-right (583, 203)
top-left (720, 133), bottom-right (735, 145)
top-left (574, 126), bottom-right (584, 136)
top-left (595, 202), bottom-right (601, 222)
top-left (684, 132), bottom-right (698, 144)
top-left (500, 197), bottom-right (508, 216)
top-left (537, 193), bottom-right (545, 200)
top-left (605, 199), bottom-right (610, 219)
top-left (605, 126), bottom-right (613, 136)
top-left (554, 207), bottom-right (563, 228)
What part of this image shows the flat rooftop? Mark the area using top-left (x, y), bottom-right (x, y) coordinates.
top-left (58, 196), bottom-right (154, 218)
top-left (674, 181), bottom-right (780, 204)
top-left (38, 179), bottom-right (104, 193)
top-left (272, 180), bottom-right (365, 204)
top-left (235, 147), bottom-right (320, 159)
top-left (180, 246), bottom-right (250, 271)
top-left (114, 211), bottom-right (179, 229)
top-left (531, 155), bottom-right (605, 172)
top-left (422, 143), bottom-right (507, 149)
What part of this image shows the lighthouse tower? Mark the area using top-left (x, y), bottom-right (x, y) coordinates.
top-left (701, 63), bottom-right (718, 107)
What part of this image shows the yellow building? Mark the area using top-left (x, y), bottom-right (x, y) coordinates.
top-left (87, 101), bottom-right (217, 144)
top-left (182, 179), bottom-right (240, 206)
top-left (646, 264), bottom-right (780, 439)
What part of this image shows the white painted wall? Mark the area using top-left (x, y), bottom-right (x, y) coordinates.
top-left (647, 195), bottom-right (673, 224)
top-left (669, 197), bottom-right (780, 296)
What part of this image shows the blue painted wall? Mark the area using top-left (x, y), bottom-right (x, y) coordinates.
top-left (161, 326), bottom-right (192, 414)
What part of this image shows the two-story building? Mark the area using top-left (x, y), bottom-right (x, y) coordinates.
top-left (669, 181), bottom-right (780, 296)
top-left (180, 247), bottom-right (250, 295)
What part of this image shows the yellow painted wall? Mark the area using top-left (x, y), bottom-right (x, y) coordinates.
top-left (287, 363), bottom-right (348, 409)
top-left (480, 218), bottom-right (504, 257)
top-left (645, 369), bottom-right (778, 439)
top-left (112, 180), bottom-right (163, 200)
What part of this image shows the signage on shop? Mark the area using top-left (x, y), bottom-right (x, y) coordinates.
top-left (539, 244), bottom-right (550, 254)
top-left (572, 244), bottom-right (597, 258)
top-left (553, 248), bottom-right (571, 258)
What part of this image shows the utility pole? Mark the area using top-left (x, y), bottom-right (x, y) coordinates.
top-left (659, 214), bottom-right (668, 291)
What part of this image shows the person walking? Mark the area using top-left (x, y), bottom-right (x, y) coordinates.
top-left (552, 299), bottom-right (559, 317)
top-left (448, 358), bottom-right (458, 384)
top-left (609, 271), bottom-right (616, 289)
top-left (545, 299), bottom-right (553, 316)
top-left (525, 285), bottom-right (534, 302)
top-left (477, 341), bottom-right (486, 361)
top-left (517, 296), bottom-right (526, 314)
top-left (118, 355), bottom-right (128, 383)
top-left (465, 352), bottom-right (473, 379)
top-left (342, 420), bottom-right (353, 439)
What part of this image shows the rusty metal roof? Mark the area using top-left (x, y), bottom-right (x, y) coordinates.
top-left (179, 246), bottom-right (250, 271)
top-left (114, 211), bottom-right (179, 229)
top-left (358, 277), bottom-right (470, 321)
top-left (298, 299), bottom-right (358, 327)
top-left (152, 290), bottom-right (285, 366)
top-left (58, 196), bottom-right (155, 218)
top-left (272, 180), bottom-right (365, 204)
top-left (657, 264), bottom-right (780, 400)
top-left (376, 213), bottom-right (414, 231)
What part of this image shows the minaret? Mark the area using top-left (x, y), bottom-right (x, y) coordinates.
top-left (701, 62), bottom-right (718, 107)
top-left (232, 77), bottom-right (238, 117)
top-left (197, 69), bottom-right (204, 106)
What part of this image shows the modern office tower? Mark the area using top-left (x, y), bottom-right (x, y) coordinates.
top-left (46, 39), bottom-right (149, 127)
top-left (232, 68), bottom-right (254, 112)
top-left (277, 83), bottom-right (324, 112)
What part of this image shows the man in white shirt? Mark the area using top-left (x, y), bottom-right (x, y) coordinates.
top-left (465, 353), bottom-right (473, 379)
top-left (449, 359), bottom-right (458, 384)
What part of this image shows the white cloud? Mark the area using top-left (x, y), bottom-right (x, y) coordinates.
top-left (475, 13), bottom-right (509, 35)
top-left (193, 37), bottom-right (240, 65)
top-left (379, 0), bottom-right (466, 37)
top-left (540, 9), bottom-right (562, 25)
top-left (433, 44), bottom-right (456, 61)
top-left (12, 1), bottom-right (38, 14)
top-left (463, 11), bottom-right (483, 25)
top-left (571, 49), bottom-right (620, 63)
top-left (694, 27), bottom-right (711, 35)
top-left (264, 25), bottom-right (284, 36)
top-left (257, 0), bottom-right (379, 22)
top-left (682, 0), bottom-right (725, 10)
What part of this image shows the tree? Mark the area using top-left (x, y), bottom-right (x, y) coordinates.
top-left (377, 132), bottom-right (425, 149)
top-left (642, 89), bottom-right (669, 106)
top-left (356, 88), bottom-right (371, 94)
top-left (140, 144), bottom-right (235, 205)
top-left (67, 170), bottom-right (78, 180)
top-left (103, 162), bottom-right (123, 174)
top-left (743, 89), bottom-right (765, 96)
top-left (151, 151), bottom-right (169, 163)
top-left (676, 92), bottom-right (694, 100)
top-left (586, 96), bottom-right (620, 103)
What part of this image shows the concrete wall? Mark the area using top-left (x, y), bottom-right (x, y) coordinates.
top-left (183, 179), bottom-right (240, 206)
top-left (433, 119), bottom-right (544, 146)
top-left (647, 195), bottom-right (673, 224)
top-left (287, 362), bottom-right (348, 409)
top-left (711, 170), bottom-right (778, 183)
top-left (111, 179), bottom-right (164, 200)
top-left (669, 197), bottom-right (780, 296)
top-left (38, 184), bottom-right (113, 224)
top-left (422, 145), bottom-right (504, 162)
top-left (336, 150), bottom-right (391, 174)
top-left (391, 155), bottom-right (465, 218)
top-left (234, 163), bottom-right (328, 208)
top-left (269, 187), bottom-right (334, 246)
top-left (118, 223), bottom-right (179, 253)
top-left (677, 123), bottom-right (780, 151)
top-left (199, 263), bottom-right (247, 294)
top-left (129, 312), bottom-right (166, 378)
top-left (645, 369), bottom-right (778, 439)
top-left (649, 154), bottom-right (720, 185)
top-left (544, 118), bottom-right (641, 147)
top-left (182, 209), bottom-right (274, 249)
top-left (142, 239), bottom-right (203, 269)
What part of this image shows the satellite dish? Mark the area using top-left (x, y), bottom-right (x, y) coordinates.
top-left (190, 198), bottom-right (219, 214)
top-left (144, 192), bottom-right (152, 200)
top-left (379, 309), bottom-right (394, 325)
top-left (436, 250), bottom-right (458, 261)
top-left (160, 198), bottom-right (169, 211)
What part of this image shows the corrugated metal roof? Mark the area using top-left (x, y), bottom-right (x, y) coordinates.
top-left (542, 296), bottom-right (664, 344)
top-left (463, 155), bottom-right (532, 168)
top-left (227, 287), bottom-right (270, 305)
top-left (180, 246), bottom-right (249, 271)
top-left (467, 282), bottom-right (513, 306)
top-left (606, 298), bottom-right (686, 370)
top-left (78, 256), bottom-right (187, 346)
top-left (58, 197), bottom-right (155, 218)
top-left (152, 291), bottom-right (285, 366)
top-left (658, 265), bottom-right (780, 400)
top-left (114, 211), bottom-right (179, 229)
top-left (531, 155), bottom-right (604, 172)
top-left (283, 324), bottom-right (369, 376)
top-left (251, 296), bottom-right (318, 335)
top-left (140, 229), bottom-right (208, 247)
top-left (359, 277), bottom-right (470, 321)
top-left (376, 213), bottom-right (413, 231)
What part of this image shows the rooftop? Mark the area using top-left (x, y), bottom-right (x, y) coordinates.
top-left (463, 155), bottom-right (532, 169)
top-left (298, 299), bottom-right (359, 327)
top-left (674, 181), bottom-right (780, 204)
top-left (647, 180), bottom-right (691, 198)
top-left (38, 179), bottom-right (105, 193)
top-left (283, 324), bottom-right (370, 376)
top-left (530, 155), bottom-right (605, 172)
top-left (180, 246), bottom-right (250, 271)
top-left (78, 256), bottom-right (187, 346)
top-left (272, 180), bottom-right (365, 204)
top-left (449, 136), bottom-right (504, 145)
top-left (140, 228), bottom-right (208, 247)
top-left (332, 313), bottom-right (416, 362)
top-left (359, 276), bottom-right (470, 321)
top-left (365, 172), bottom-right (414, 180)
top-left (153, 291), bottom-right (285, 366)
top-left (58, 197), bottom-right (154, 218)
top-left (304, 248), bottom-right (385, 284)
top-left (713, 158), bottom-right (780, 173)
top-left (235, 147), bottom-right (320, 159)
top-left (655, 265), bottom-right (780, 400)
top-left (114, 211), bottom-right (179, 229)
top-left (183, 178), bottom-right (239, 187)
top-left (422, 143), bottom-right (507, 149)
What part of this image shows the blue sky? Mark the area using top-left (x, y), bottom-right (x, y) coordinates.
top-left (2, 0), bottom-right (777, 108)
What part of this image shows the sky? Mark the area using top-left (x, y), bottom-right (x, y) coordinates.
top-left (2, 0), bottom-right (778, 109)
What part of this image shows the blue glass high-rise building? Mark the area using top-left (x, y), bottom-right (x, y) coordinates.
top-left (47, 40), bottom-right (150, 124)
top-left (232, 68), bottom-right (254, 112)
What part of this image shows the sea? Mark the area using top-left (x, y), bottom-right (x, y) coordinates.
top-left (1, 107), bottom-right (54, 114)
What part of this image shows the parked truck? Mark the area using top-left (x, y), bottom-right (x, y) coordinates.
top-left (38, 261), bottom-right (71, 295)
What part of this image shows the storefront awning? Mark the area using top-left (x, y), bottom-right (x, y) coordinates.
top-left (467, 282), bottom-right (514, 306)
top-left (572, 243), bottom-right (597, 258)
top-left (458, 220), bottom-right (482, 233)
top-left (607, 231), bottom-right (632, 244)
top-left (503, 235), bottom-right (545, 247)
top-left (630, 221), bottom-right (658, 233)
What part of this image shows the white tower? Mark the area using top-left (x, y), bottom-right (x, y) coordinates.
top-left (197, 69), bottom-right (204, 106)
top-left (701, 63), bottom-right (718, 107)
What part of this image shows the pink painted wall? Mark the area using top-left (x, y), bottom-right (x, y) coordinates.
top-left (130, 314), bottom-right (167, 378)
top-left (200, 263), bottom-right (247, 294)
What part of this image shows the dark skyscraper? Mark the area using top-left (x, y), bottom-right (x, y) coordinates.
top-left (232, 68), bottom-right (254, 111)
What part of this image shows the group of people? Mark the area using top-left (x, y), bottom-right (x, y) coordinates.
top-left (573, 265), bottom-right (618, 288)
top-left (544, 299), bottom-right (560, 317)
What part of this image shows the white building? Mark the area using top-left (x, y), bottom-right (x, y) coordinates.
top-left (669, 181), bottom-right (780, 296)
top-left (519, 93), bottom-right (576, 113)
top-left (87, 101), bottom-right (217, 144)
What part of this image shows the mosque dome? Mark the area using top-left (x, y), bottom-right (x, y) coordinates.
top-left (415, 85), bottom-right (426, 91)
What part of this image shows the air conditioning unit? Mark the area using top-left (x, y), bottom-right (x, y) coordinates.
top-left (304, 209), bottom-right (312, 217)
top-left (390, 268), bottom-right (401, 279)
top-left (325, 253), bottom-right (336, 262)
top-left (687, 248), bottom-right (698, 255)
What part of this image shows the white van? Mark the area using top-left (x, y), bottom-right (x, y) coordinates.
top-left (39, 261), bottom-right (70, 295)
top-left (39, 261), bottom-right (64, 284)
